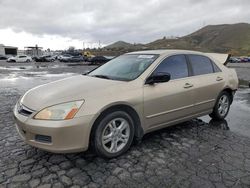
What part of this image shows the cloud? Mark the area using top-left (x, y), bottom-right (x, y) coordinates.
top-left (0, 0), bottom-right (250, 49)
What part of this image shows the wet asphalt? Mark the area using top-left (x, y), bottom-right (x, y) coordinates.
top-left (0, 61), bottom-right (250, 187)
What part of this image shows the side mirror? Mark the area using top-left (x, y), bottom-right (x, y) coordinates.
top-left (145, 72), bottom-right (171, 85)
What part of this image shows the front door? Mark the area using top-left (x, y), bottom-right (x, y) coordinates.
top-left (143, 54), bottom-right (196, 130)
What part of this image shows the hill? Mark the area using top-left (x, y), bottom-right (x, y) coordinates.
top-left (185, 23), bottom-right (250, 54)
top-left (105, 23), bottom-right (250, 55)
top-left (105, 41), bottom-right (135, 49)
top-left (148, 23), bottom-right (250, 55)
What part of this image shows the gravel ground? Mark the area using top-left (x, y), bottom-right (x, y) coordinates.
top-left (0, 61), bottom-right (250, 188)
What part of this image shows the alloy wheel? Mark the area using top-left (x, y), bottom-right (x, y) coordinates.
top-left (218, 95), bottom-right (229, 117)
top-left (101, 118), bottom-right (130, 153)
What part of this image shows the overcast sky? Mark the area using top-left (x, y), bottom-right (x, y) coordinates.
top-left (0, 0), bottom-right (250, 50)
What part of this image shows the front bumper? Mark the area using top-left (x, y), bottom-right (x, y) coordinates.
top-left (13, 104), bottom-right (95, 153)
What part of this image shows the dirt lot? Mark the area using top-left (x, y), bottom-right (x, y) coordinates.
top-left (0, 61), bottom-right (250, 188)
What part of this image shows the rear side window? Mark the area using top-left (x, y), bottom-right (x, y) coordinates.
top-left (154, 55), bottom-right (189, 80)
top-left (188, 55), bottom-right (214, 76)
top-left (212, 62), bottom-right (221, 72)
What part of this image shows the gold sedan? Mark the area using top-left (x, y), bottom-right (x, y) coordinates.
top-left (14, 50), bottom-right (238, 158)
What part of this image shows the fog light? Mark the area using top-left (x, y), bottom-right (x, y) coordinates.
top-left (35, 135), bottom-right (52, 143)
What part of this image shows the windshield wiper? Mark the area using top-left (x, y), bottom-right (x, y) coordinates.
top-left (91, 75), bottom-right (111, 80)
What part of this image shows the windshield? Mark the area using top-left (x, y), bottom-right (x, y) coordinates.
top-left (88, 54), bottom-right (159, 81)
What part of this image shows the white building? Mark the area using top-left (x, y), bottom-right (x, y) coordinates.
top-left (0, 44), bottom-right (18, 56)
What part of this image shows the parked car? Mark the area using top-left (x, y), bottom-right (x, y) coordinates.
top-left (46, 55), bottom-right (57, 62)
top-left (67, 56), bottom-right (84, 62)
top-left (57, 55), bottom-right (63, 61)
top-left (7, 55), bottom-right (32, 63)
top-left (13, 50), bottom-right (238, 158)
top-left (0, 55), bottom-right (8, 60)
top-left (59, 54), bottom-right (73, 62)
top-left (240, 57), bottom-right (249, 62)
top-left (89, 56), bottom-right (110, 64)
top-left (229, 57), bottom-right (241, 63)
top-left (34, 55), bottom-right (56, 62)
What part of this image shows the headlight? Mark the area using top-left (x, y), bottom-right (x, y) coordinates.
top-left (34, 100), bottom-right (84, 120)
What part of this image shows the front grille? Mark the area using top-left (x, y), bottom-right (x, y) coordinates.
top-left (17, 103), bottom-right (34, 116)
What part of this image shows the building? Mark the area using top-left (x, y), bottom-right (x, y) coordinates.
top-left (24, 45), bottom-right (43, 57)
top-left (17, 50), bottom-right (25, 55)
top-left (0, 44), bottom-right (18, 56)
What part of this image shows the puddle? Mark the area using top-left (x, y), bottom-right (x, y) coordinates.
top-left (0, 66), bottom-right (33, 71)
top-left (201, 88), bottom-right (250, 138)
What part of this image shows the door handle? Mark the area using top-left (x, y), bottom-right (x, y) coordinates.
top-left (216, 76), bottom-right (223, 81)
top-left (183, 83), bottom-right (193, 88)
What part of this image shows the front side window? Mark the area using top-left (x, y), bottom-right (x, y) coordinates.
top-left (188, 55), bottom-right (214, 76)
top-left (153, 55), bottom-right (189, 80)
top-left (88, 54), bottom-right (159, 81)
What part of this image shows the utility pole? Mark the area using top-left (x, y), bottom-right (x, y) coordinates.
top-left (98, 40), bottom-right (101, 49)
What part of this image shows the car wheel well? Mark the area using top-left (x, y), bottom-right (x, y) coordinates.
top-left (90, 104), bottom-right (144, 146)
top-left (222, 88), bottom-right (234, 104)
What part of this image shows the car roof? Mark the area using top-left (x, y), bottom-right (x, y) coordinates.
top-left (127, 49), bottom-right (205, 56)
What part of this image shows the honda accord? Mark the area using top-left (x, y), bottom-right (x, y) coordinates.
top-left (14, 50), bottom-right (238, 158)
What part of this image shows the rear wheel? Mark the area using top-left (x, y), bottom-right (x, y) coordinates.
top-left (26, 59), bottom-right (30, 63)
top-left (93, 111), bottom-right (134, 158)
top-left (209, 91), bottom-right (231, 120)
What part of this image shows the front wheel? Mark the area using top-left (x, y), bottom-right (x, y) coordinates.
top-left (93, 111), bottom-right (135, 158)
top-left (209, 91), bottom-right (231, 120)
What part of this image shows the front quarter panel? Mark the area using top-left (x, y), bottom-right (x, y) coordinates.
top-left (75, 79), bottom-right (144, 129)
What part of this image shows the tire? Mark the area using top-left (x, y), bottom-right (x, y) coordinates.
top-left (92, 111), bottom-right (135, 158)
top-left (26, 59), bottom-right (30, 63)
top-left (209, 91), bottom-right (231, 120)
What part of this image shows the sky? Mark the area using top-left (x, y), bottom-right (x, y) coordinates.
top-left (0, 0), bottom-right (250, 50)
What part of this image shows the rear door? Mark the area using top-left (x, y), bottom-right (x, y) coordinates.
top-left (143, 54), bottom-right (196, 130)
top-left (187, 54), bottom-right (225, 113)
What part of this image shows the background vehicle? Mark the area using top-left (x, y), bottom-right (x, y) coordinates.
top-left (240, 57), bottom-right (249, 62)
top-left (59, 54), bottom-right (73, 62)
top-left (0, 55), bottom-right (8, 60)
top-left (34, 55), bottom-right (56, 62)
top-left (83, 51), bottom-right (94, 61)
top-left (67, 56), bottom-right (84, 62)
top-left (46, 55), bottom-right (57, 62)
top-left (229, 57), bottom-right (241, 63)
top-left (7, 55), bottom-right (32, 63)
top-left (89, 55), bottom-right (111, 64)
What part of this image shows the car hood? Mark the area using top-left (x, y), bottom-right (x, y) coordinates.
top-left (20, 75), bottom-right (125, 111)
